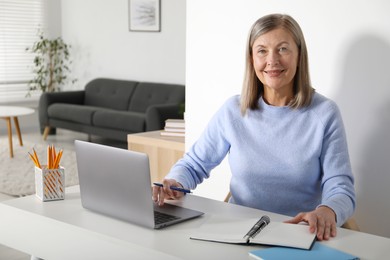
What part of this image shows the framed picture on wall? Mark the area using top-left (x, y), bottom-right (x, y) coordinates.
top-left (128, 0), bottom-right (161, 32)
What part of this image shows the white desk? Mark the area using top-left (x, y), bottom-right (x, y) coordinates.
top-left (1, 186), bottom-right (390, 260)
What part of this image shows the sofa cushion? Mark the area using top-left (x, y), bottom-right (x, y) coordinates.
top-left (128, 82), bottom-right (185, 113)
top-left (92, 109), bottom-right (145, 133)
top-left (48, 104), bottom-right (99, 125)
top-left (84, 78), bottom-right (138, 110)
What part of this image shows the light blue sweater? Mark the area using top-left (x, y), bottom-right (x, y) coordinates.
top-left (167, 92), bottom-right (356, 226)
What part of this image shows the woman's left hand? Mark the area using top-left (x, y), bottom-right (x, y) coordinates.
top-left (285, 206), bottom-right (337, 241)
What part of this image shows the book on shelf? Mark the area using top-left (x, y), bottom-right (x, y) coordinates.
top-left (165, 119), bottom-right (185, 128)
top-left (161, 118), bottom-right (185, 137)
top-left (190, 215), bottom-right (316, 250)
top-left (249, 242), bottom-right (360, 260)
top-left (164, 127), bottom-right (185, 133)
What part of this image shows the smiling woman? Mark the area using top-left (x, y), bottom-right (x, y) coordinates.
top-left (241, 13), bottom-right (313, 114)
top-left (251, 28), bottom-right (299, 106)
top-left (153, 13), bottom-right (356, 242)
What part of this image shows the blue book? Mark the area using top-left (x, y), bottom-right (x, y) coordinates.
top-left (249, 243), bottom-right (360, 260)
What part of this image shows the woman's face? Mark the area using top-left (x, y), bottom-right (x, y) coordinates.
top-left (252, 28), bottom-right (299, 94)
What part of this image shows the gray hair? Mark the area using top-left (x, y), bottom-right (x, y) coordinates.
top-left (240, 13), bottom-right (314, 115)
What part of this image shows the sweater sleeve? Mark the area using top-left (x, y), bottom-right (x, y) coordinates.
top-left (318, 101), bottom-right (356, 226)
top-left (165, 98), bottom-right (234, 190)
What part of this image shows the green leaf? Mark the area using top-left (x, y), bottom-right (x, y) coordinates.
top-left (26, 30), bottom-right (77, 94)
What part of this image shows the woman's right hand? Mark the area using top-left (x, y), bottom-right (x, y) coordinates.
top-left (152, 179), bottom-right (185, 206)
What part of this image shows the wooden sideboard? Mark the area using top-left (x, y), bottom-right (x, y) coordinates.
top-left (127, 131), bottom-right (185, 183)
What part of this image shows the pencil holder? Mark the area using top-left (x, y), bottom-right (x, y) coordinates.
top-left (35, 166), bottom-right (65, 201)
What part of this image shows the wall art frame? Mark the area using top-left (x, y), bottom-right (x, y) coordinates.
top-left (128, 0), bottom-right (161, 32)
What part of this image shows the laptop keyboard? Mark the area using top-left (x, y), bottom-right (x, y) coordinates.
top-left (154, 211), bottom-right (180, 225)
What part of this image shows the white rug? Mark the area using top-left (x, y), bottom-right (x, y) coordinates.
top-left (0, 138), bottom-right (79, 196)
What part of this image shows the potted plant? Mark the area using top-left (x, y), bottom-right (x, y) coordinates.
top-left (26, 31), bottom-right (76, 134)
top-left (26, 32), bottom-right (76, 96)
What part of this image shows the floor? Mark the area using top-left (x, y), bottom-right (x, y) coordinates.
top-left (0, 125), bottom-right (127, 259)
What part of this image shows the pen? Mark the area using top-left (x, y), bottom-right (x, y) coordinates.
top-left (153, 182), bottom-right (192, 194)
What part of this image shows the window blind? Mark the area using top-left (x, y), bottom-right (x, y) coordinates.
top-left (0, 0), bottom-right (46, 103)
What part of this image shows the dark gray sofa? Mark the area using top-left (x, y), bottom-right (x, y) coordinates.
top-left (39, 78), bottom-right (185, 142)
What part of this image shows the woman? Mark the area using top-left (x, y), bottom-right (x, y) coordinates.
top-left (152, 13), bottom-right (355, 241)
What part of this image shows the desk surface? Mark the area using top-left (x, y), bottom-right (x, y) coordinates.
top-left (127, 130), bottom-right (184, 151)
top-left (1, 186), bottom-right (390, 260)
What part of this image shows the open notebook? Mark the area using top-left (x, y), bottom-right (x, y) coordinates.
top-left (190, 215), bottom-right (316, 250)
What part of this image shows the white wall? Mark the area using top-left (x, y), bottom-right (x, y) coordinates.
top-left (186, 0), bottom-right (390, 237)
top-left (61, 0), bottom-right (186, 89)
top-left (45, 0), bottom-right (62, 38)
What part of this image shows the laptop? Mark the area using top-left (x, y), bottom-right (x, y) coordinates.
top-left (74, 140), bottom-right (204, 229)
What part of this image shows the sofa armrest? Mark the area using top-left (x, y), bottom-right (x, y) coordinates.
top-left (145, 103), bottom-right (184, 131)
top-left (39, 91), bottom-right (85, 130)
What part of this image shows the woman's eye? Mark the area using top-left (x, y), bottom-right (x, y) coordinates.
top-left (279, 47), bottom-right (288, 52)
